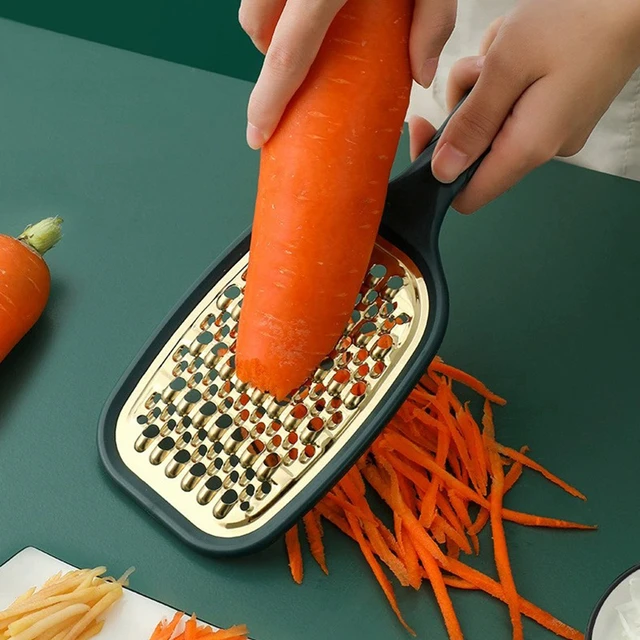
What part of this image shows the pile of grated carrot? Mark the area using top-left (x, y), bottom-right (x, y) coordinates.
top-left (285, 357), bottom-right (595, 640)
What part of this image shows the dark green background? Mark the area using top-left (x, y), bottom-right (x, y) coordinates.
top-left (0, 6), bottom-right (638, 640)
top-left (0, 0), bottom-right (262, 81)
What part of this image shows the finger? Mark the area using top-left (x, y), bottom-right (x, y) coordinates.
top-left (408, 116), bottom-right (437, 161)
top-left (445, 55), bottom-right (485, 111)
top-left (452, 76), bottom-right (562, 214)
top-left (410, 0), bottom-right (458, 87)
top-left (479, 16), bottom-right (505, 56)
top-left (239, 0), bottom-right (287, 54)
top-left (432, 48), bottom-right (538, 184)
top-left (246, 0), bottom-right (347, 149)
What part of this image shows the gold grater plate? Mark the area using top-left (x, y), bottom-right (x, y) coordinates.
top-left (114, 238), bottom-right (429, 538)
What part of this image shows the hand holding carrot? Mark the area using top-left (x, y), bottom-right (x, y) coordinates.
top-left (239, 0), bottom-right (456, 149)
top-left (411, 0), bottom-right (640, 213)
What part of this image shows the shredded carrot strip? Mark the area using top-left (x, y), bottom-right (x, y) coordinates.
top-left (344, 510), bottom-right (415, 636)
top-left (430, 358), bottom-right (507, 405)
top-left (285, 525), bottom-right (304, 585)
top-left (497, 444), bottom-right (587, 501)
top-left (303, 510), bottom-right (328, 575)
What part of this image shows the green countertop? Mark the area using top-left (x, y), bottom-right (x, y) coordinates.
top-left (1, 17), bottom-right (639, 640)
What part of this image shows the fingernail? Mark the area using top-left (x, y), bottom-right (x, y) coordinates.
top-left (476, 55), bottom-right (486, 69)
top-left (246, 123), bottom-right (265, 150)
top-left (419, 57), bottom-right (439, 88)
top-left (432, 143), bottom-right (469, 184)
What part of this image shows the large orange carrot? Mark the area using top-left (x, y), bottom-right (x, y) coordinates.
top-left (0, 217), bottom-right (63, 363)
top-left (285, 525), bottom-right (304, 585)
top-left (236, 0), bottom-right (413, 399)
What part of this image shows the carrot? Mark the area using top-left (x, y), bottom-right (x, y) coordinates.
top-left (0, 217), bottom-right (63, 363)
top-left (285, 525), bottom-right (304, 585)
top-left (430, 358), bottom-right (507, 406)
top-left (344, 510), bottom-right (415, 635)
top-left (303, 510), bottom-right (328, 575)
top-left (484, 400), bottom-right (524, 640)
top-left (497, 444), bottom-right (587, 501)
top-left (149, 612), bottom-right (183, 640)
top-left (236, 0), bottom-right (413, 399)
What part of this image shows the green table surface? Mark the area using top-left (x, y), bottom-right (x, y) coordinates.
top-left (1, 17), bottom-right (639, 640)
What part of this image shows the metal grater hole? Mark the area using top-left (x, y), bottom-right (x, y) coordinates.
top-left (250, 387), bottom-right (268, 406)
top-left (135, 424), bottom-right (160, 452)
top-left (330, 412), bottom-right (344, 428)
top-left (292, 386), bottom-right (309, 403)
top-left (187, 372), bottom-right (204, 388)
top-left (224, 427), bottom-right (249, 454)
top-left (267, 420), bottom-right (282, 436)
top-left (371, 361), bottom-right (385, 378)
top-left (367, 264), bottom-right (387, 287)
top-left (364, 290), bottom-right (379, 304)
top-left (200, 314), bottom-right (216, 330)
top-left (233, 409), bottom-right (250, 426)
top-left (345, 382), bottom-right (368, 410)
top-left (162, 377), bottom-right (186, 403)
top-left (172, 345), bottom-right (189, 362)
top-left (371, 334), bottom-right (394, 361)
top-left (364, 305), bottom-right (379, 320)
top-left (197, 476), bottom-right (222, 505)
top-left (165, 449), bottom-right (191, 479)
top-left (310, 398), bottom-right (326, 416)
top-left (334, 352), bottom-right (352, 368)
top-left (354, 363), bottom-right (370, 380)
top-left (383, 275), bottom-right (405, 300)
top-left (177, 389), bottom-right (201, 416)
top-left (218, 356), bottom-right (236, 381)
top-left (354, 321), bottom-right (377, 347)
top-left (136, 415), bottom-right (148, 425)
top-left (144, 393), bottom-right (162, 410)
top-left (232, 374), bottom-right (248, 393)
top-left (213, 489), bottom-right (239, 519)
top-left (314, 358), bottom-right (334, 383)
top-left (268, 434), bottom-right (282, 451)
top-left (251, 422), bottom-right (266, 438)
top-left (396, 312), bottom-right (411, 326)
top-left (181, 462), bottom-right (207, 492)
top-left (327, 369), bottom-right (350, 396)
top-left (187, 356), bottom-right (205, 374)
top-left (336, 336), bottom-right (352, 353)
top-left (284, 432), bottom-right (298, 449)
top-left (234, 393), bottom-right (250, 410)
top-left (208, 413), bottom-right (232, 441)
top-left (256, 453), bottom-right (281, 481)
top-left (240, 439), bottom-right (265, 467)
top-left (214, 325), bottom-right (231, 341)
top-left (309, 383), bottom-right (325, 401)
top-left (354, 348), bottom-right (369, 365)
top-left (300, 445), bottom-right (316, 464)
top-left (283, 448), bottom-right (299, 466)
top-left (301, 416), bottom-right (324, 445)
top-left (250, 406), bottom-right (266, 423)
top-left (379, 301), bottom-right (395, 318)
top-left (218, 381), bottom-right (233, 399)
top-left (190, 331), bottom-right (213, 356)
top-left (326, 397), bottom-right (342, 415)
top-left (150, 437), bottom-right (175, 465)
top-left (381, 317), bottom-right (396, 332)
top-left (204, 343), bottom-right (228, 369)
top-left (266, 398), bottom-right (288, 419)
top-left (217, 285), bottom-right (242, 311)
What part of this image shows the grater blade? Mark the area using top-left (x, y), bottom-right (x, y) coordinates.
top-left (106, 237), bottom-right (427, 541)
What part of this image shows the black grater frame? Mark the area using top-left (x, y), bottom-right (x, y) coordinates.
top-left (98, 98), bottom-right (483, 557)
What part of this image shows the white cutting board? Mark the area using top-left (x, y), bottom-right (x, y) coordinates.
top-left (0, 547), bottom-right (217, 639)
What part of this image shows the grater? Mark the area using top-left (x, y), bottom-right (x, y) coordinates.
top-left (98, 101), bottom-right (482, 556)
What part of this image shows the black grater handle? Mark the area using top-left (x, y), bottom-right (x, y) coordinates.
top-left (381, 94), bottom-right (486, 252)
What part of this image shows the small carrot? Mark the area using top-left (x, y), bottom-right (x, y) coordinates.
top-left (285, 525), bottom-right (304, 585)
top-left (0, 217), bottom-right (63, 363)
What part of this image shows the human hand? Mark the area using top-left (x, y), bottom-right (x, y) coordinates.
top-left (409, 0), bottom-right (640, 214)
top-left (239, 0), bottom-right (457, 149)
